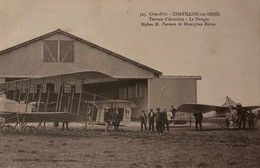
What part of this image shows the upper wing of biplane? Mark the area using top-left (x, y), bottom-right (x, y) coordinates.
top-left (177, 104), bottom-right (228, 114)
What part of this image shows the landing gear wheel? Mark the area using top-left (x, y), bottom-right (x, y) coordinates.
top-left (4, 125), bottom-right (14, 134)
top-left (221, 122), bottom-right (227, 130)
top-left (24, 126), bottom-right (37, 135)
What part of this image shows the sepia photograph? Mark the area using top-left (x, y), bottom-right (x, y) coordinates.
top-left (0, 0), bottom-right (259, 167)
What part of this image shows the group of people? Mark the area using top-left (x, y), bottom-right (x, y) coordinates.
top-left (104, 108), bottom-right (121, 133)
top-left (226, 105), bottom-right (257, 130)
top-left (140, 106), bottom-right (177, 135)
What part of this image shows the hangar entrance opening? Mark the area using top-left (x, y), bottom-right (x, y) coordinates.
top-left (1, 72), bottom-right (147, 121)
top-left (83, 79), bottom-right (148, 119)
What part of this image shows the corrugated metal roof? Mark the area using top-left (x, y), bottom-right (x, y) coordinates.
top-left (161, 75), bottom-right (202, 80)
top-left (0, 29), bottom-right (162, 76)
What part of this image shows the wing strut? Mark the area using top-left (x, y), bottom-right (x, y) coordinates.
top-left (77, 79), bottom-right (84, 115)
top-left (25, 80), bottom-right (31, 112)
top-left (55, 76), bottom-right (63, 112)
top-left (45, 87), bottom-right (50, 112)
top-left (58, 81), bottom-right (65, 112)
top-left (70, 88), bottom-right (75, 113)
top-left (36, 78), bottom-right (44, 112)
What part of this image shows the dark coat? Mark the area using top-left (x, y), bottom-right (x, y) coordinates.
top-left (113, 111), bottom-right (121, 123)
top-left (193, 112), bottom-right (203, 121)
top-left (104, 110), bottom-right (112, 123)
top-left (140, 113), bottom-right (147, 123)
top-left (148, 112), bottom-right (155, 122)
top-left (155, 111), bottom-right (163, 122)
top-left (247, 113), bottom-right (256, 121)
top-left (162, 111), bottom-right (168, 121)
top-left (170, 107), bottom-right (177, 115)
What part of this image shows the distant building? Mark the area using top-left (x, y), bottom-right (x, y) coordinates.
top-left (0, 29), bottom-right (201, 120)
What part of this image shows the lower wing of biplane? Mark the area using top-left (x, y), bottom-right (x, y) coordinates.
top-left (0, 112), bottom-right (87, 135)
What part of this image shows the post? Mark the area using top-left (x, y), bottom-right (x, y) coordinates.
top-left (12, 82), bottom-right (17, 100)
top-left (97, 102), bottom-right (102, 123)
top-left (25, 80), bottom-right (31, 112)
top-left (6, 83), bottom-right (9, 98)
top-left (32, 85), bottom-right (35, 100)
top-left (70, 89), bottom-right (75, 113)
top-left (67, 97), bottom-right (71, 112)
top-left (36, 78), bottom-right (44, 112)
top-left (58, 81), bottom-right (64, 112)
top-left (86, 101), bottom-right (89, 119)
top-left (55, 76), bottom-right (63, 112)
top-left (77, 80), bottom-right (84, 115)
top-left (45, 87), bottom-right (50, 112)
top-left (90, 94), bottom-right (96, 127)
top-left (91, 95), bottom-right (96, 120)
top-left (18, 83), bottom-right (23, 103)
top-left (112, 100), bottom-right (115, 117)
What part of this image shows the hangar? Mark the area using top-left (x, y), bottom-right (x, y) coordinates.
top-left (0, 29), bottom-right (201, 120)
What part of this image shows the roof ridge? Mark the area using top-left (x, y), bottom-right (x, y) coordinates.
top-left (0, 29), bottom-right (162, 75)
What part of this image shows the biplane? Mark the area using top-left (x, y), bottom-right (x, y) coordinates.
top-left (94, 100), bottom-right (136, 125)
top-left (176, 97), bottom-right (260, 129)
top-left (0, 71), bottom-right (136, 135)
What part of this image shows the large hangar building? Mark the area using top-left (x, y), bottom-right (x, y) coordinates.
top-left (0, 29), bottom-right (201, 120)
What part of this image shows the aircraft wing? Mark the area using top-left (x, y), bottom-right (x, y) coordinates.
top-left (242, 106), bottom-right (260, 111)
top-left (0, 112), bottom-right (87, 123)
top-left (92, 100), bottom-right (137, 108)
top-left (177, 104), bottom-right (228, 114)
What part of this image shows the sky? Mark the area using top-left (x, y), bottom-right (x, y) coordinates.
top-left (0, 0), bottom-right (259, 105)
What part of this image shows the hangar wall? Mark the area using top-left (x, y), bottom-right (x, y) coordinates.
top-left (148, 78), bottom-right (197, 111)
top-left (0, 34), bottom-right (155, 79)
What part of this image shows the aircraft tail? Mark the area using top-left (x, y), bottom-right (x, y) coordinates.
top-left (222, 96), bottom-right (237, 107)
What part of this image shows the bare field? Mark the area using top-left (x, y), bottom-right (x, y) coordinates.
top-left (0, 122), bottom-right (260, 168)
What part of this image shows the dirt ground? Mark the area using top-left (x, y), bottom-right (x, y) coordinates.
top-left (0, 122), bottom-right (260, 168)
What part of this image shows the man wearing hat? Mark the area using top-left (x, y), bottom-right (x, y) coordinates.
top-left (155, 108), bottom-right (163, 134)
top-left (247, 110), bottom-right (256, 129)
top-left (193, 107), bottom-right (203, 130)
top-left (162, 108), bottom-right (169, 133)
top-left (140, 110), bottom-right (147, 131)
top-left (148, 109), bottom-right (155, 132)
top-left (238, 108), bottom-right (247, 129)
top-left (170, 106), bottom-right (177, 119)
top-left (104, 108), bottom-right (112, 133)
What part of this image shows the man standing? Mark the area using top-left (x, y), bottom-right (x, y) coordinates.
top-left (104, 108), bottom-right (112, 133)
top-left (170, 106), bottom-right (177, 119)
top-left (247, 110), bottom-right (256, 129)
top-left (148, 109), bottom-right (155, 132)
top-left (113, 108), bottom-right (121, 131)
top-left (193, 111), bottom-right (203, 130)
top-left (140, 110), bottom-right (147, 131)
top-left (62, 107), bottom-right (69, 130)
top-left (162, 108), bottom-right (169, 133)
top-left (239, 109), bottom-right (247, 129)
top-left (225, 106), bottom-right (233, 130)
top-left (236, 104), bottom-right (245, 129)
top-left (155, 108), bottom-right (163, 135)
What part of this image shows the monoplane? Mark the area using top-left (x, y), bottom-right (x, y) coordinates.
top-left (177, 97), bottom-right (260, 129)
